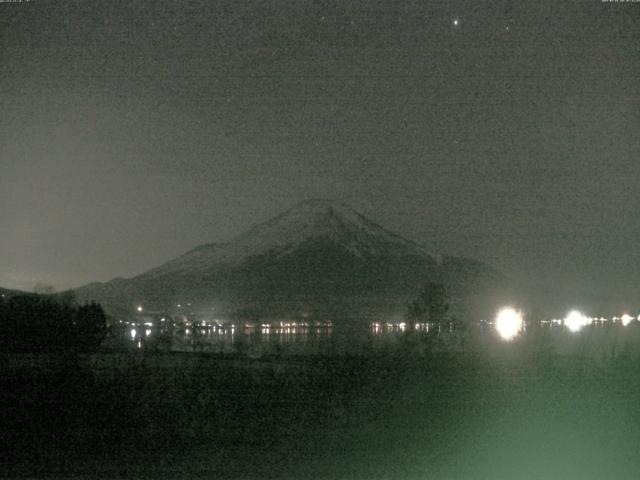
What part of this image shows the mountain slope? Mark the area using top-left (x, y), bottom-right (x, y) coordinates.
top-left (144, 199), bottom-right (431, 277)
top-left (76, 199), bottom-right (507, 319)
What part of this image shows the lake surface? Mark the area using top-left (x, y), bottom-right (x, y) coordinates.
top-left (111, 318), bottom-right (640, 358)
top-left (120, 322), bottom-right (401, 355)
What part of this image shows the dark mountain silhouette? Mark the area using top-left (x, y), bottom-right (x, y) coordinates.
top-left (76, 200), bottom-right (510, 321)
top-left (0, 287), bottom-right (30, 299)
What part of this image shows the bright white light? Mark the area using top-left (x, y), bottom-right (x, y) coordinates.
top-left (130, 328), bottom-right (137, 339)
top-left (145, 329), bottom-right (152, 337)
top-left (564, 310), bottom-right (588, 332)
top-left (452, 18), bottom-right (460, 27)
top-left (621, 314), bottom-right (633, 327)
top-left (495, 308), bottom-right (523, 341)
top-left (136, 306), bottom-right (143, 312)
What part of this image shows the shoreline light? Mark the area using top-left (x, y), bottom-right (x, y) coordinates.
top-left (621, 314), bottom-right (633, 327)
top-left (564, 310), bottom-right (588, 332)
top-left (495, 307), bottom-right (523, 341)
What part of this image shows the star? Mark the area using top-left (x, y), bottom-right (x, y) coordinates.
top-left (452, 18), bottom-right (460, 27)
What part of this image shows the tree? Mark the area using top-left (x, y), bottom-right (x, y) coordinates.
top-left (74, 302), bottom-right (107, 352)
top-left (406, 282), bottom-right (450, 331)
top-left (33, 283), bottom-right (56, 295)
top-left (0, 294), bottom-right (106, 353)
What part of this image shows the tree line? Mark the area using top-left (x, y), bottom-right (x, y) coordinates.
top-left (406, 282), bottom-right (450, 328)
top-left (0, 293), bottom-right (106, 353)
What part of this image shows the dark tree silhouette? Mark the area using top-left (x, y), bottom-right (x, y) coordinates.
top-left (75, 302), bottom-right (108, 352)
top-left (0, 294), bottom-right (106, 353)
top-left (406, 282), bottom-right (450, 330)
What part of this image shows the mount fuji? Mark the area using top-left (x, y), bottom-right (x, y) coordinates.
top-left (76, 200), bottom-right (507, 320)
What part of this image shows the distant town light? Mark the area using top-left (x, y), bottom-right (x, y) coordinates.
top-left (564, 310), bottom-right (588, 333)
top-left (136, 306), bottom-right (143, 312)
top-left (621, 314), bottom-right (633, 327)
top-left (495, 307), bottom-right (523, 340)
top-left (145, 329), bottom-right (152, 337)
top-left (130, 328), bottom-right (137, 339)
top-left (495, 307), bottom-right (523, 341)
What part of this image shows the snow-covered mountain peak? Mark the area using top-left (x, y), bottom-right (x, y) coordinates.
top-left (143, 200), bottom-right (432, 277)
top-left (232, 199), bottom-right (427, 257)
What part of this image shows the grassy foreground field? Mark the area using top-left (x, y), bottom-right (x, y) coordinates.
top-left (2, 348), bottom-right (640, 479)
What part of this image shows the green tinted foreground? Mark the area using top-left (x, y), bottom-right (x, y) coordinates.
top-left (1, 352), bottom-right (639, 479)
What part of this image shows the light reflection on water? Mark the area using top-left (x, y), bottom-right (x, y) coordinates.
top-left (118, 320), bottom-right (410, 355)
top-left (173, 325), bottom-right (339, 355)
top-left (119, 320), bottom-right (453, 355)
top-left (120, 323), bottom-right (343, 355)
top-left (117, 317), bottom-right (640, 357)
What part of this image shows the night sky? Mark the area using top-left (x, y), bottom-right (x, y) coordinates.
top-left (1, 1), bottom-right (638, 302)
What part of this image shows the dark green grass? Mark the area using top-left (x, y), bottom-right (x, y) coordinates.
top-left (2, 350), bottom-right (640, 479)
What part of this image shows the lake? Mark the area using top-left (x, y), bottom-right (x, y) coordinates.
top-left (109, 318), bottom-right (640, 359)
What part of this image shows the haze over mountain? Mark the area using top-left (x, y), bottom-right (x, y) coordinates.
top-left (76, 200), bottom-right (509, 321)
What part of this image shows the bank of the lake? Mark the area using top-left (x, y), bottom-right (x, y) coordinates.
top-left (2, 350), bottom-right (640, 479)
